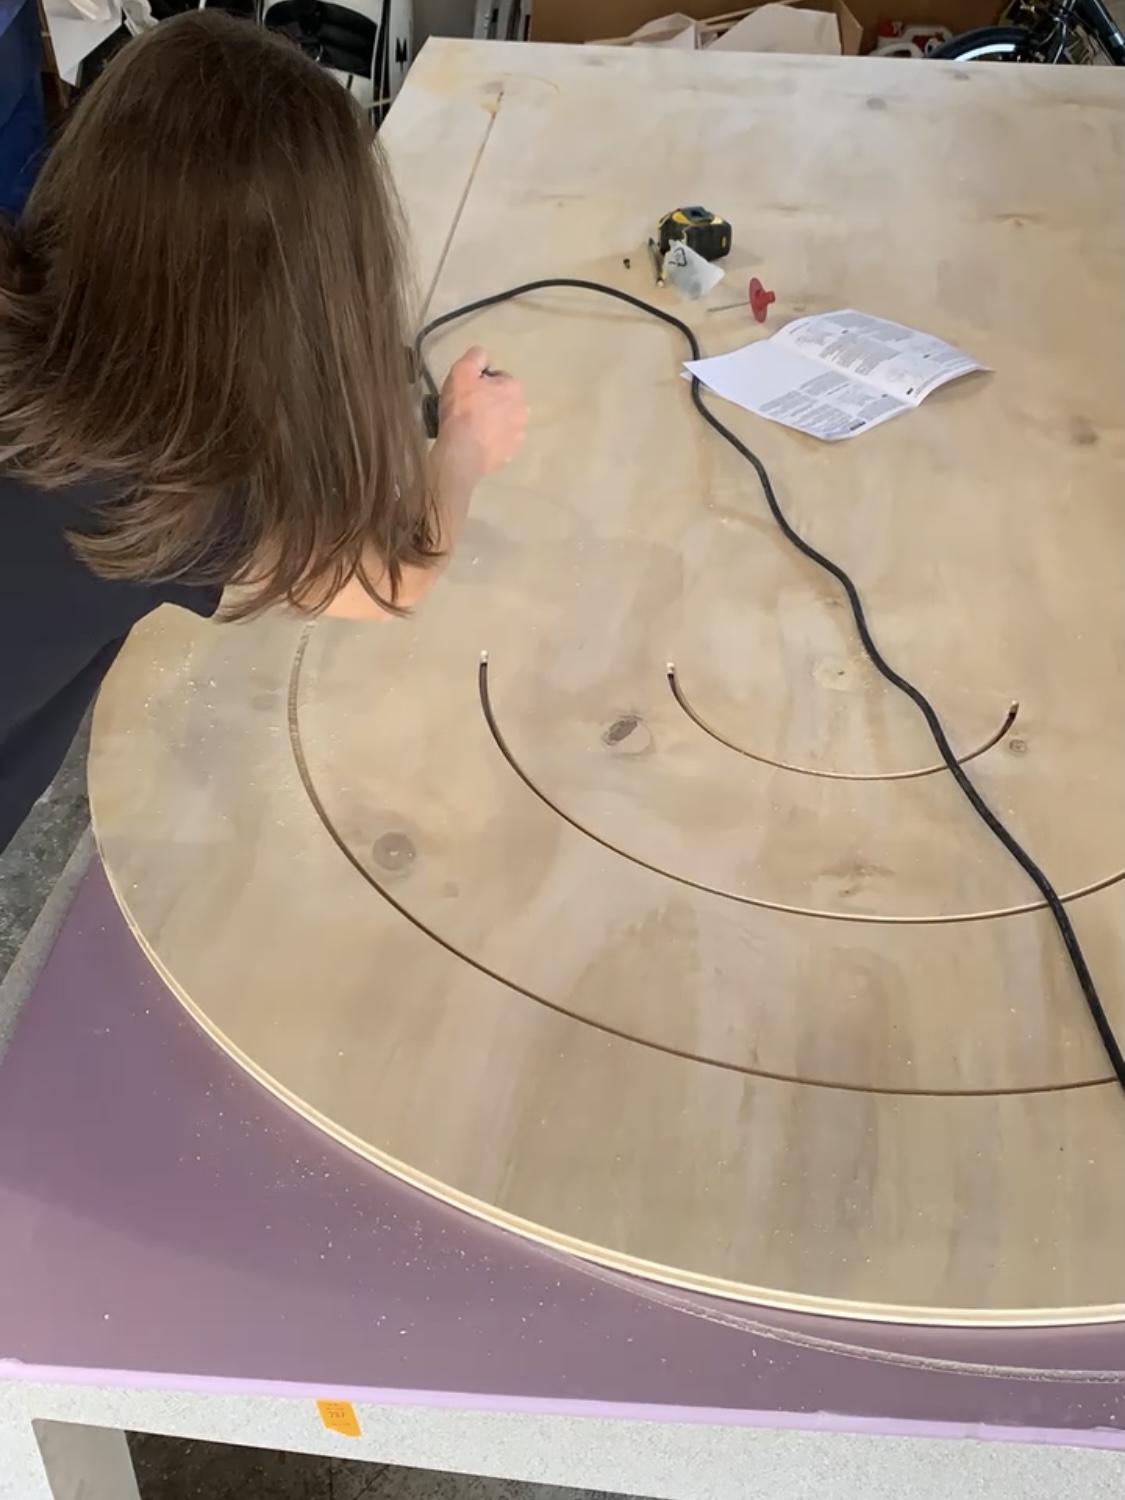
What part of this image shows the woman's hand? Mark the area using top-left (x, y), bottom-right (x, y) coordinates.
top-left (320, 350), bottom-right (524, 620)
top-left (437, 346), bottom-right (527, 490)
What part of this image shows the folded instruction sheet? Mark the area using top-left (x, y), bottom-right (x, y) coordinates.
top-left (684, 310), bottom-right (986, 441)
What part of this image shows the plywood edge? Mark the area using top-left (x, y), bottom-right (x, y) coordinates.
top-left (93, 846), bottom-right (1125, 1332)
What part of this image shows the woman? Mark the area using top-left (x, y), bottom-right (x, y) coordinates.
top-left (0, 10), bottom-right (526, 852)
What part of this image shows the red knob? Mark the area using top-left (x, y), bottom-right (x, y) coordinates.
top-left (749, 278), bottom-right (776, 323)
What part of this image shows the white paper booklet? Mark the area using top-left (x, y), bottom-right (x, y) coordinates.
top-left (684, 310), bottom-right (985, 441)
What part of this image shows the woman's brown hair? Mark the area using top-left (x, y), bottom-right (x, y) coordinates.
top-left (0, 11), bottom-right (435, 617)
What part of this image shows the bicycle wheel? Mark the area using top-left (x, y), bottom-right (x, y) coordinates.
top-left (932, 25), bottom-right (1037, 59)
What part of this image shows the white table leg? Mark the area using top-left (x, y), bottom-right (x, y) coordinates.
top-left (0, 1414), bottom-right (141, 1500)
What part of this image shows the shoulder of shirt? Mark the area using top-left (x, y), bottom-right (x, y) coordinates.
top-left (1, 467), bottom-right (222, 616)
top-left (0, 466), bottom-right (114, 522)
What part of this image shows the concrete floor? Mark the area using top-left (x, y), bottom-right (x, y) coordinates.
top-left (0, 717), bottom-right (90, 984)
top-left (0, 730), bottom-right (637, 1499)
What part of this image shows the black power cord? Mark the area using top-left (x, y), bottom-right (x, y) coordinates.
top-left (416, 277), bottom-right (1125, 1093)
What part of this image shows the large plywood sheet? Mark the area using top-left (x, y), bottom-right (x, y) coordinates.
top-left (90, 42), bottom-right (1125, 1324)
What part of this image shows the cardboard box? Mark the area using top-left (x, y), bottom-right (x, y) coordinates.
top-left (708, 3), bottom-right (861, 54)
top-left (531, 1), bottom-right (718, 43)
top-left (531, 0), bottom-right (1001, 51)
top-left (570, 3), bottom-right (863, 53)
top-left (846, 0), bottom-right (1000, 50)
top-left (609, 10), bottom-right (703, 46)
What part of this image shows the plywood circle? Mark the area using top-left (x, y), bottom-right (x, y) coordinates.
top-left (90, 43), bottom-right (1125, 1325)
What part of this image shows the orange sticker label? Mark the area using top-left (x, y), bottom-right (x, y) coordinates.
top-left (317, 1400), bottom-right (361, 1438)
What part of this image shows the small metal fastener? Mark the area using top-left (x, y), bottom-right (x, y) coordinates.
top-left (647, 237), bottom-right (665, 287)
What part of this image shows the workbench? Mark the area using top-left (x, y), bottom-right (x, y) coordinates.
top-left (2, 37), bottom-right (1123, 1500)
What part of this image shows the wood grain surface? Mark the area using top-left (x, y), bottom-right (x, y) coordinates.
top-left (90, 42), bottom-right (1125, 1324)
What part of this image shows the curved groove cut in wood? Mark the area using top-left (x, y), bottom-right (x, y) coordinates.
top-left (282, 636), bottom-right (1113, 1099)
top-left (667, 665), bottom-right (1021, 782)
top-left (479, 655), bottom-right (1125, 926)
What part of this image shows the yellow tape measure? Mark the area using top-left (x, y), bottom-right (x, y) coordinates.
top-left (657, 206), bottom-right (732, 263)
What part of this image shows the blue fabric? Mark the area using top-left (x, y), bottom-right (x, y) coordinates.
top-left (0, 0), bottom-right (47, 216)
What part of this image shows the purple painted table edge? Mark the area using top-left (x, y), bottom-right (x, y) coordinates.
top-left (0, 863), bottom-right (1121, 1448)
